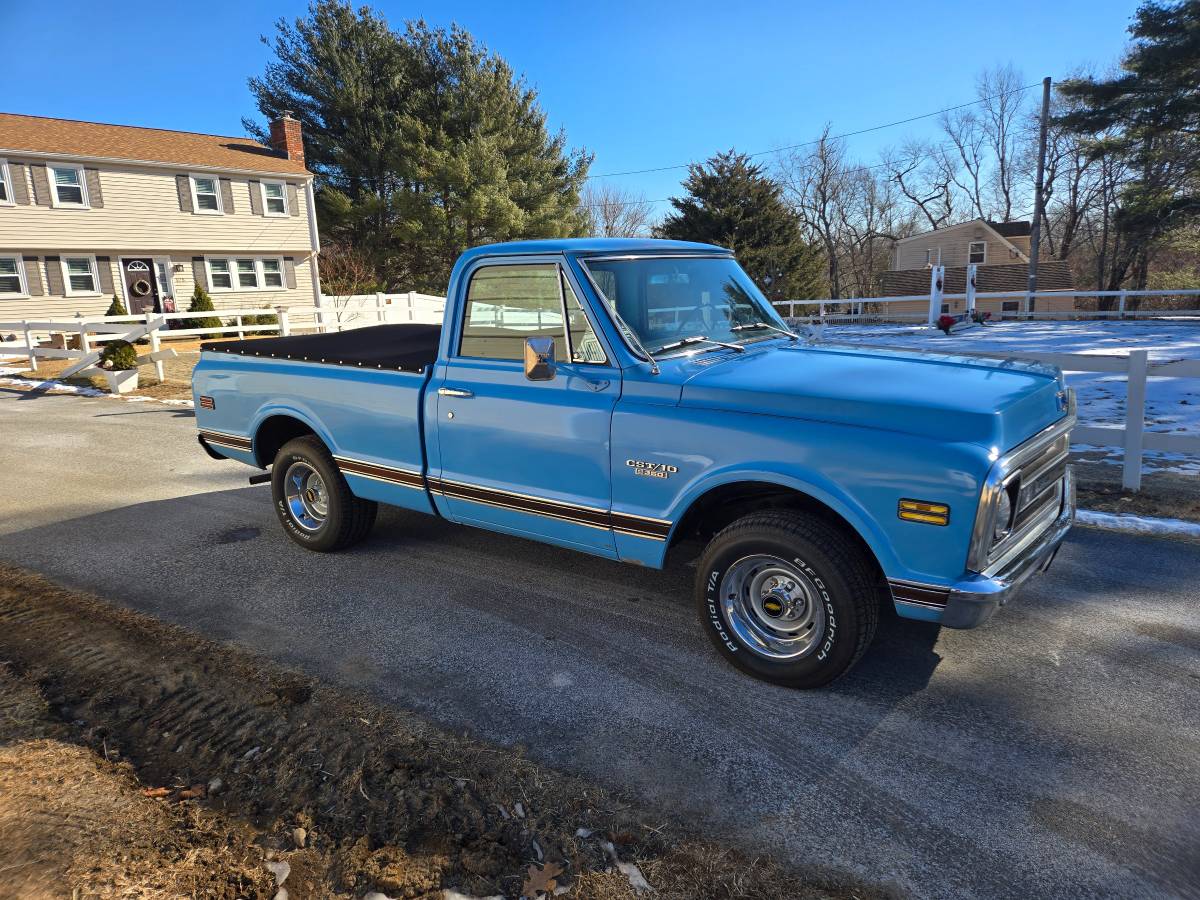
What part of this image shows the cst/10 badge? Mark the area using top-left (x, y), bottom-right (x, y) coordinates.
top-left (626, 459), bottom-right (678, 479)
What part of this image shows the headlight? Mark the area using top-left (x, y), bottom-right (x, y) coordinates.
top-left (994, 489), bottom-right (1014, 541)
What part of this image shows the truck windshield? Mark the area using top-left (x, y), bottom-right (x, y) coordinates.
top-left (580, 256), bottom-right (789, 356)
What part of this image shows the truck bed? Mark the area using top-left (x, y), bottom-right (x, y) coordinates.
top-left (201, 323), bottom-right (442, 373)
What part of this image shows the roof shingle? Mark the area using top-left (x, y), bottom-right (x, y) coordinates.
top-left (881, 260), bottom-right (1074, 296)
top-left (0, 112), bottom-right (310, 176)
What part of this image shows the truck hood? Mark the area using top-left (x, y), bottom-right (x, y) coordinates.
top-left (678, 342), bottom-right (1066, 450)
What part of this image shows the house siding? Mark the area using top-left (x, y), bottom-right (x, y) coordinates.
top-left (0, 159), bottom-right (313, 253)
top-left (0, 252), bottom-right (316, 323)
top-left (893, 222), bottom-right (1026, 270)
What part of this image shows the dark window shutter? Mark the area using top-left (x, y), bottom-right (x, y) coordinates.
top-left (9, 162), bottom-right (30, 205)
top-left (22, 256), bottom-right (43, 295)
top-left (220, 177), bottom-right (235, 214)
top-left (44, 255), bottom-right (64, 294)
top-left (283, 257), bottom-right (297, 289)
top-left (84, 168), bottom-right (104, 208)
top-left (191, 256), bottom-right (208, 291)
top-left (31, 165), bottom-right (52, 206)
top-left (248, 179), bottom-right (263, 216)
top-left (287, 182), bottom-right (300, 217)
top-left (95, 256), bottom-right (114, 293)
top-left (176, 174), bottom-right (193, 213)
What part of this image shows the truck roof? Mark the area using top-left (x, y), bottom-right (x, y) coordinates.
top-left (457, 237), bottom-right (730, 262)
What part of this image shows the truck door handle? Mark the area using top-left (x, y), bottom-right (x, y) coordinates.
top-left (437, 387), bottom-right (474, 398)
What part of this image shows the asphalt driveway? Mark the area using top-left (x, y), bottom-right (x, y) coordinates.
top-left (1, 387), bottom-right (1198, 899)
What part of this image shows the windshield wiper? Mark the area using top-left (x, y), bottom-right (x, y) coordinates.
top-left (651, 334), bottom-right (746, 356)
top-left (730, 321), bottom-right (801, 341)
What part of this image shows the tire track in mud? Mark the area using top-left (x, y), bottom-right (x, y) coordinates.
top-left (0, 564), bottom-right (886, 900)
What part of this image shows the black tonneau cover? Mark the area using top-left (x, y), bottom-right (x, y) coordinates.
top-left (201, 324), bottom-right (442, 373)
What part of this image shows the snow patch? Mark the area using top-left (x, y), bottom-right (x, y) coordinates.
top-left (1076, 509), bottom-right (1200, 538)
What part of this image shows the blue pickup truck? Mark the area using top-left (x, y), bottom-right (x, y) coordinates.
top-left (194, 238), bottom-right (1075, 687)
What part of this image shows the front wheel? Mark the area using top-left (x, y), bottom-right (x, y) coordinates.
top-left (271, 436), bottom-right (377, 552)
top-left (695, 510), bottom-right (879, 688)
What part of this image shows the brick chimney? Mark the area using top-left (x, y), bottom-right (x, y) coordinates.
top-left (269, 111), bottom-right (304, 164)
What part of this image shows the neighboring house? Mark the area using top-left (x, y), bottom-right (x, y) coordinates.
top-left (881, 219), bottom-right (1075, 317)
top-left (0, 111), bottom-right (319, 322)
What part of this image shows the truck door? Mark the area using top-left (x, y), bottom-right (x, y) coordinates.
top-left (433, 259), bottom-right (620, 555)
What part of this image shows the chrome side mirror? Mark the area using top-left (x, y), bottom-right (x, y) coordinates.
top-left (524, 336), bottom-right (556, 381)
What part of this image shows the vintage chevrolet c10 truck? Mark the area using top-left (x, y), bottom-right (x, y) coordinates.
top-left (193, 238), bottom-right (1076, 687)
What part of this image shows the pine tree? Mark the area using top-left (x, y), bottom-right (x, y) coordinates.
top-left (657, 150), bottom-right (824, 301)
top-left (1057, 0), bottom-right (1200, 288)
top-left (183, 283), bottom-right (222, 331)
top-left (247, 3), bottom-right (590, 293)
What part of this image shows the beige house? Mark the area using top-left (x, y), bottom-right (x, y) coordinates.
top-left (882, 219), bottom-right (1075, 317)
top-left (0, 111), bottom-right (319, 322)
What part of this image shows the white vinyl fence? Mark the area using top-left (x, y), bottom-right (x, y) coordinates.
top-left (0, 291), bottom-right (448, 376)
top-left (776, 272), bottom-right (1200, 326)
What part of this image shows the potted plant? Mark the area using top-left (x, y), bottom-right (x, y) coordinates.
top-left (99, 339), bottom-right (140, 394)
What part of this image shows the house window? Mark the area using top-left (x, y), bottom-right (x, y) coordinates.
top-left (207, 256), bottom-right (288, 291)
top-left (261, 181), bottom-right (288, 216)
top-left (261, 258), bottom-right (284, 288)
top-left (190, 175), bottom-right (222, 213)
top-left (968, 241), bottom-right (987, 264)
top-left (0, 255), bottom-right (27, 296)
top-left (1002, 301), bottom-right (1019, 313)
top-left (62, 256), bottom-right (99, 295)
top-left (50, 166), bottom-right (88, 207)
top-left (236, 258), bottom-right (259, 289)
top-left (0, 160), bottom-right (12, 205)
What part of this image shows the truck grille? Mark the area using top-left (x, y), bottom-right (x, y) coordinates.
top-left (969, 394), bottom-right (1076, 577)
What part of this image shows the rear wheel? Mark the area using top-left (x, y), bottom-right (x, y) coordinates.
top-left (695, 510), bottom-right (878, 688)
top-left (271, 436), bottom-right (377, 552)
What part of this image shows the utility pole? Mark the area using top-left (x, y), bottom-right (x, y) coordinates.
top-left (1027, 76), bottom-right (1052, 301)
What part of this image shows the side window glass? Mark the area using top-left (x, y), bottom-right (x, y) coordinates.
top-left (562, 272), bottom-right (605, 363)
top-left (460, 264), bottom-right (566, 361)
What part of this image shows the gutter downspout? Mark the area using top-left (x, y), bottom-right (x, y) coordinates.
top-left (305, 178), bottom-right (323, 329)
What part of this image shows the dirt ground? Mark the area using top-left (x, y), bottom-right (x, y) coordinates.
top-left (0, 565), bottom-right (883, 900)
top-left (1073, 462), bottom-right (1200, 522)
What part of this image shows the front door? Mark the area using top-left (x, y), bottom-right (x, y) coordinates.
top-left (433, 260), bottom-right (620, 554)
top-left (121, 258), bottom-right (158, 314)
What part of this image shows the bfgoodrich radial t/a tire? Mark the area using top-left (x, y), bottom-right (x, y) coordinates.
top-left (271, 436), bottom-right (377, 552)
top-left (696, 510), bottom-right (879, 688)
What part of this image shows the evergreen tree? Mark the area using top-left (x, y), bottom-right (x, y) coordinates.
top-left (1057, 0), bottom-right (1200, 288)
top-left (657, 150), bottom-right (824, 301)
top-left (247, 3), bottom-right (590, 293)
top-left (105, 295), bottom-right (128, 317)
top-left (183, 283), bottom-right (222, 331)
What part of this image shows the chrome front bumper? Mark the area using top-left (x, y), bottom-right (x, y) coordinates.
top-left (940, 467), bottom-right (1076, 629)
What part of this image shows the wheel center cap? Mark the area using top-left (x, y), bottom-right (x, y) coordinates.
top-left (305, 487), bottom-right (317, 504)
top-left (762, 586), bottom-right (793, 618)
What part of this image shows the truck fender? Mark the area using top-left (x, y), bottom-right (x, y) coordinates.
top-left (249, 403), bottom-right (338, 467)
top-left (664, 465), bottom-right (901, 575)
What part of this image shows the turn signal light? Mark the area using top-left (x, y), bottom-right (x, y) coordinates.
top-left (898, 499), bottom-right (950, 526)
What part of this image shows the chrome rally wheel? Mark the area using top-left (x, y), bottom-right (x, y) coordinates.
top-left (720, 555), bottom-right (826, 660)
top-left (283, 461), bottom-right (329, 531)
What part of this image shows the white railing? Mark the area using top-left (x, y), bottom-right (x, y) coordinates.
top-left (0, 292), bottom-right (449, 376)
top-left (852, 342), bottom-right (1200, 491)
top-left (776, 287), bottom-right (1200, 325)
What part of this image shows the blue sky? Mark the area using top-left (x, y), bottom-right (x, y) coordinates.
top-left (4, 0), bottom-right (1138, 213)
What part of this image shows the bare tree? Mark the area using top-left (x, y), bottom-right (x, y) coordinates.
top-left (940, 109), bottom-right (987, 218)
top-left (579, 183), bottom-right (657, 237)
top-left (777, 126), bottom-right (849, 297)
top-left (319, 240), bottom-right (383, 326)
top-left (976, 64), bottom-right (1028, 221)
top-left (880, 139), bottom-right (956, 230)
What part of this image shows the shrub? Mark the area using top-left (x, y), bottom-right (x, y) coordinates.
top-left (100, 340), bottom-right (138, 371)
top-left (936, 314), bottom-right (956, 335)
top-left (105, 295), bottom-right (128, 317)
top-left (182, 283), bottom-right (222, 331)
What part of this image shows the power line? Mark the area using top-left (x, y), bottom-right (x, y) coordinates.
top-left (585, 81), bottom-right (1043, 180)
top-left (583, 143), bottom-right (962, 208)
